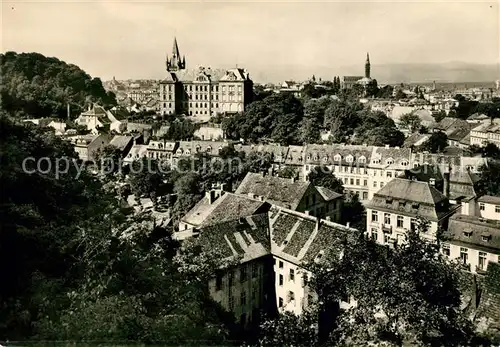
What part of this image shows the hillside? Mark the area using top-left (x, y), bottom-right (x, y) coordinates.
top-left (0, 51), bottom-right (117, 119)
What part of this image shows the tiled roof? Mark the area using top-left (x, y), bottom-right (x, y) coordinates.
top-left (403, 133), bottom-right (429, 148)
top-left (235, 172), bottom-right (310, 210)
top-left (284, 145), bottom-right (305, 165)
top-left (476, 262), bottom-right (500, 330)
top-left (125, 144), bottom-right (148, 162)
top-left (304, 144), bottom-right (374, 166)
top-left (367, 178), bottom-right (451, 221)
top-left (478, 195), bottom-right (500, 205)
top-left (448, 128), bottom-right (470, 142)
top-left (412, 109), bottom-right (434, 122)
top-left (182, 192), bottom-right (269, 228)
top-left (109, 135), bottom-right (134, 151)
top-left (147, 140), bottom-right (178, 152)
top-left (444, 214), bottom-right (500, 254)
top-left (433, 117), bottom-right (458, 131)
top-left (270, 209), bottom-right (352, 265)
top-left (80, 104), bottom-right (107, 116)
top-left (316, 186), bottom-right (343, 201)
top-left (195, 214), bottom-right (271, 261)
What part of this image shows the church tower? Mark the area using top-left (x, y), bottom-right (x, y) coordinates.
top-left (365, 52), bottom-right (371, 79)
top-left (166, 37), bottom-right (186, 72)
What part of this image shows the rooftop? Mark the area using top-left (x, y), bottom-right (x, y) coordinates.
top-left (444, 214), bottom-right (500, 254)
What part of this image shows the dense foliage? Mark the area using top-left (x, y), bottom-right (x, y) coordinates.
top-left (223, 93), bottom-right (404, 147)
top-left (1, 52), bottom-right (117, 119)
top-left (0, 115), bottom-right (234, 343)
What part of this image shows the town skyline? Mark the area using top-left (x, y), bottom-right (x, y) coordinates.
top-left (2, 1), bottom-right (499, 83)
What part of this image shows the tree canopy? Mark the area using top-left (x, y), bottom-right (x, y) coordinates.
top-left (1, 52), bottom-right (117, 119)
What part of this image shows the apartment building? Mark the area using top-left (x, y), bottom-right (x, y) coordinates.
top-left (366, 178), bottom-right (458, 245)
top-left (235, 172), bottom-right (342, 222)
top-left (441, 195), bottom-right (500, 274)
top-left (269, 208), bottom-right (354, 315)
top-left (470, 119), bottom-right (500, 147)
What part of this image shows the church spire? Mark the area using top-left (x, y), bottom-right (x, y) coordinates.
top-left (365, 52), bottom-right (371, 79)
top-left (166, 37), bottom-right (186, 72)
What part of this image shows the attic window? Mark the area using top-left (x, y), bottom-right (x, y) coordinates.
top-left (334, 155), bottom-right (341, 161)
top-left (412, 203), bottom-right (420, 209)
top-left (206, 147), bottom-right (212, 153)
top-left (386, 158), bottom-right (394, 165)
top-left (346, 155), bottom-right (354, 163)
top-left (386, 198), bottom-right (393, 204)
top-left (307, 155), bottom-right (311, 160)
top-left (481, 234), bottom-right (491, 242)
top-left (323, 156), bottom-right (328, 162)
top-left (358, 156), bottom-right (366, 163)
top-left (401, 161), bottom-right (409, 166)
top-left (313, 155), bottom-right (318, 161)
top-left (463, 231), bottom-right (472, 238)
top-left (399, 201), bottom-right (406, 208)
top-left (372, 159), bottom-right (380, 164)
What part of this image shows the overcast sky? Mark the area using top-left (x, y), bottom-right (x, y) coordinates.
top-left (2, 0), bottom-right (499, 82)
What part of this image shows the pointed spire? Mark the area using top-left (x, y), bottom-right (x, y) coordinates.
top-left (172, 37), bottom-right (180, 58)
top-left (366, 52), bottom-right (370, 63)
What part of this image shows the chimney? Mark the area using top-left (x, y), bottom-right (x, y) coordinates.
top-left (346, 222), bottom-right (350, 228)
top-left (291, 177), bottom-right (295, 183)
top-left (304, 210), bottom-right (310, 215)
top-left (385, 144), bottom-right (390, 149)
top-left (206, 190), bottom-right (216, 204)
top-left (443, 170), bottom-right (450, 198)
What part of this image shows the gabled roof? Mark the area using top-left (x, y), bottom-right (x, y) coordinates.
top-left (404, 133), bottom-right (430, 148)
top-left (444, 214), bottom-right (500, 254)
top-left (270, 208), bottom-right (353, 265)
top-left (182, 192), bottom-right (270, 229)
top-left (109, 135), bottom-right (134, 151)
top-left (195, 214), bottom-right (271, 261)
top-left (374, 178), bottom-right (447, 205)
top-left (316, 186), bottom-right (343, 201)
top-left (80, 104), bottom-right (107, 117)
top-left (448, 128), bottom-right (470, 142)
top-left (235, 172), bottom-right (311, 210)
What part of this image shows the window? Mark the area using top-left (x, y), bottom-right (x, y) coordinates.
top-left (480, 203), bottom-right (485, 211)
top-left (463, 231), bottom-right (472, 238)
top-left (386, 171), bottom-right (393, 178)
top-left (482, 234), bottom-right (491, 242)
top-left (362, 192), bottom-right (368, 200)
top-left (216, 273), bottom-right (223, 291)
top-left (350, 178), bottom-right (354, 185)
top-left (478, 252), bottom-right (487, 270)
top-left (442, 243), bottom-right (450, 256)
top-left (371, 211), bottom-right (378, 222)
top-left (240, 267), bottom-right (247, 282)
top-left (279, 297), bottom-right (283, 308)
top-left (397, 216), bottom-right (404, 228)
top-left (279, 274), bottom-right (283, 286)
top-left (371, 228), bottom-right (378, 241)
top-left (460, 247), bottom-right (468, 264)
top-left (364, 179), bottom-right (367, 186)
top-left (384, 213), bottom-right (391, 225)
top-left (373, 181), bottom-right (377, 188)
top-left (410, 218), bottom-right (417, 232)
top-left (241, 291), bottom-right (246, 306)
top-left (288, 291), bottom-right (295, 303)
top-left (252, 263), bottom-right (258, 278)
top-left (252, 286), bottom-right (258, 300)
top-left (356, 179), bottom-right (360, 186)
top-left (496, 206), bottom-right (500, 213)
top-left (289, 269), bottom-right (295, 281)
top-left (380, 182), bottom-right (385, 188)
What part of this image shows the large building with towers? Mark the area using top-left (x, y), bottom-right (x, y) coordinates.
top-left (159, 38), bottom-right (254, 121)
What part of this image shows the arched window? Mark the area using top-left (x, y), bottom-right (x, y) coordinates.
top-left (386, 158), bottom-right (394, 165)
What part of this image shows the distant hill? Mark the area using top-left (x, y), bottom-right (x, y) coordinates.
top-left (249, 62), bottom-right (499, 84)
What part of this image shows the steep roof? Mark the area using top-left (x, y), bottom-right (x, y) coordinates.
top-left (367, 178), bottom-right (451, 221)
top-left (270, 208), bottom-right (353, 265)
top-left (235, 172), bottom-right (311, 210)
top-left (109, 135), bottom-right (134, 151)
top-left (403, 133), bottom-right (430, 148)
top-left (448, 128), bottom-right (471, 142)
top-left (444, 214), bottom-right (500, 254)
top-left (195, 214), bottom-right (271, 262)
top-left (182, 192), bottom-right (269, 229)
top-left (316, 186), bottom-right (343, 201)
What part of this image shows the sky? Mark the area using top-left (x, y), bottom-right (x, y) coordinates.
top-left (1, 0), bottom-right (499, 82)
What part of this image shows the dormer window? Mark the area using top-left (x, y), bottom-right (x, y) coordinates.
top-left (463, 231), bottom-right (472, 238)
top-left (401, 161), bottom-right (409, 166)
top-left (358, 156), bottom-right (366, 163)
top-left (323, 156), bottom-right (328, 162)
top-left (386, 198), bottom-right (393, 204)
top-left (386, 158), bottom-right (394, 165)
top-left (206, 146), bottom-right (212, 153)
top-left (372, 159), bottom-right (380, 164)
top-left (412, 203), bottom-right (420, 209)
top-left (481, 233), bottom-right (491, 242)
top-left (307, 155), bottom-right (311, 160)
top-left (334, 154), bottom-right (341, 161)
top-left (185, 150), bottom-right (191, 155)
top-left (346, 155), bottom-right (354, 163)
top-left (313, 155), bottom-right (318, 161)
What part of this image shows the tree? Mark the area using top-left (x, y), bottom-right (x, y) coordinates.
top-left (276, 166), bottom-right (298, 179)
top-left (434, 109), bottom-right (447, 123)
top-left (395, 89), bottom-right (406, 100)
top-left (482, 143), bottom-right (500, 159)
top-left (365, 79), bottom-right (379, 97)
top-left (307, 166), bottom-right (344, 194)
top-left (94, 144), bottom-right (123, 177)
top-left (258, 311), bottom-right (318, 347)
top-left (298, 97), bottom-right (332, 144)
top-left (477, 160), bottom-right (500, 196)
top-left (420, 131), bottom-right (448, 153)
top-left (1, 52), bottom-right (116, 119)
top-left (399, 113), bottom-right (422, 133)
top-left (376, 85), bottom-right (394, 99)
top-left (341, 191), bottom-right (365, 231)
top-left (128, 157), bottom-right (169, 199)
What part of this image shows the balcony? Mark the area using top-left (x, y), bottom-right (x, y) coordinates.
top-left (382, 224), bottom-right (392, 233)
